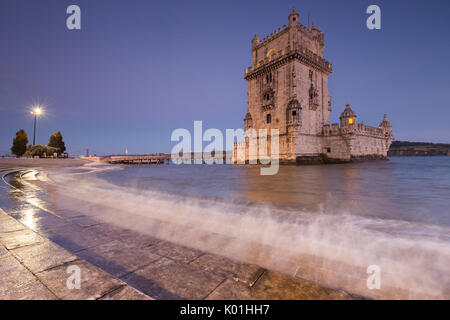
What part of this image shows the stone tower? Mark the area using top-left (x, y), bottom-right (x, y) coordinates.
top-left (237, 8), bottom-right (393, 164)
top-left (244, 8), bottom-right (333, 161)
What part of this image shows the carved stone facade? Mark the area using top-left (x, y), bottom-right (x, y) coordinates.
top-left (234, 8), bottom-right (393, 164)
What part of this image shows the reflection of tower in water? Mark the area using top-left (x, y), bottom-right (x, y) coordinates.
top-left (240, 165), bottom-right (332, 212)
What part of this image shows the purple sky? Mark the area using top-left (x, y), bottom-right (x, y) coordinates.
top-left (1, 0), bottom-right (449, 155)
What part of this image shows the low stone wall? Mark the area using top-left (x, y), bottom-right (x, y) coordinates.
top-left (350, 154), bottom-right (388, 161)
top-left (350, 134), bottom-right (389, 158)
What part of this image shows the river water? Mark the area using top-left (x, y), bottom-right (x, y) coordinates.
top-left (1, 157), bottom-right (449, 299)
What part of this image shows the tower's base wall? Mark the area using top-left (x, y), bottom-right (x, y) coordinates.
top-left (293, 154), bottom-right (388, 165)
top-left (234, 153), bottom-right (389, 165)
top-left (233, 131), bottom-right (392, 165)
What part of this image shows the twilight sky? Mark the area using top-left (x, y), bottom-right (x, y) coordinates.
top-left (1, 0), bottom-right (449, 155)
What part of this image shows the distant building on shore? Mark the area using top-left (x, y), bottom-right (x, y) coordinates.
top-left (234, 8), bottom-right (393, 164)
top-left (388, 141), bottom-right (450, 157)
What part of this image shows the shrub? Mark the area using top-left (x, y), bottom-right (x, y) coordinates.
top-left (25, 144), bottom-right (60, 158)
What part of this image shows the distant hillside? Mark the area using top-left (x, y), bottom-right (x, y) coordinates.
top-left (388, 141), bottom-right (450, 156)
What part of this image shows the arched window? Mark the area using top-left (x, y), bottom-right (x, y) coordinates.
top-left (266, 114), bottom-right (272, 124)
top-left (309, 84), bottom-right (319, 110)
top-left (286, 99), bottom-right (301, 126)
top-left (262, 89), bottom-right (274, 102)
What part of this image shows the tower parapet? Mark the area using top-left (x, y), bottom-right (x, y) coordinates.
top-left (247, 7), bottom-right (327, 79)
top-left (245, 45), bottom-right (332, 80)
top-left (323, 105), bottom-right (391, 140)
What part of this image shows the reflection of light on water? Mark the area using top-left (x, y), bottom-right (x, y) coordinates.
top-left (26, 197), bottom-right (42, 208)
top-left (22, 208), bottom-right (37, 230)
top-left (22, 170), bottom-right (38, 181)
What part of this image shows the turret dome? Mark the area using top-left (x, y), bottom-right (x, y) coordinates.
top-left (379, 114), bottom-right (392, 128)
top-left (339, 104), bottom-right (357, 127)
top-left (340, 104), bottom-right (357, 119)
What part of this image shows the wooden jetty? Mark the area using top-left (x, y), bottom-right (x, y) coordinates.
top-left (104, 152), bottom-right (233, 165)
top-left (106, 155), bottom-right (171, 164)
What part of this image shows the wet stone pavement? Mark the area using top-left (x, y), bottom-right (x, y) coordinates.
top-left (0, 166), bottom-right (356, 300)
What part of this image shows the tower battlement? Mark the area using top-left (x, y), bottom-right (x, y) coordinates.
top-left (244, 45), bottom-right (332, 79)
top-left (249, 7), bottom-right (327, 74)
top-left (253, 21), bottom-right (324, 51)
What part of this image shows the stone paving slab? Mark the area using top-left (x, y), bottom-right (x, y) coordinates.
top-left (40, 224), bottom-right (111, 253)
top-left (0, 278), bottom-right (58, 300)
top-left (99, 285), bottom-right (153, 300)
top-left (43, 204), bottom-right (85, 219)
top-left (0, 254), bottom-right (37, 287)
top-left (0, 254), bottom-right (57, 300)
top-left (122, 257), bottom-right (225, 300)
top-left (251, 270), bottom-right (354, 300)
top-left (88, 223), bottom-right (160, 248)
top-left (207, 270), bottom-right (356, 300)
top-left (36, 259), bottom-right (124, 300)
top-left (4, 200), bottom-right (38, 211)
top-left (86, 223), bottom-right (130, 237)
top-left (68, 216), bottom-right (102, 228)
top-left (146, 240), bottom-right (203, 264)
top-left (119, 258), bottom-right (182, 300)
top-left (206, 279), bottom-right (255, 300)
top-left (110, 229), bottom-right (161, 248)
top-left (0, 214), bottom-right (26, 233)
top-left (76, 240), bottom-right (162, 278)
top-left (0, 245), bottom-right (8, 258)
top-left (11, 241), bottom-right (78, 273)
top-left (0, 228), bottom-right (45, 250)
top-left (190, 253), bottom-right (264, 285)
top-left (14, 212), bottom-right (72, 233)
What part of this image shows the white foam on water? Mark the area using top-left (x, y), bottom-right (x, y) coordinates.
top-left (34, 165), bottom-right (450, 299)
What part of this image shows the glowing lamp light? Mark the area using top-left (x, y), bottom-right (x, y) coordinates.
top-left (348, 118), bottom-right (354, 125)
top-left (30, 105), bottom-right (44, 145)
top-left (31, 106), bottom-right (42, 115)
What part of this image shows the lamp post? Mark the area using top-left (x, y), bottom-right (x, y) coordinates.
top-left (30, 106), bottom-right (42, 145)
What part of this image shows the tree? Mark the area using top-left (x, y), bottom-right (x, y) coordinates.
top-left (11, 129), bottom-right (28, 157)
top-left (48, 131), bottom-right (66, 153)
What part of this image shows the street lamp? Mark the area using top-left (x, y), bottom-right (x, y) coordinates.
top-left (30, 106), bottom-right (42, 145)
